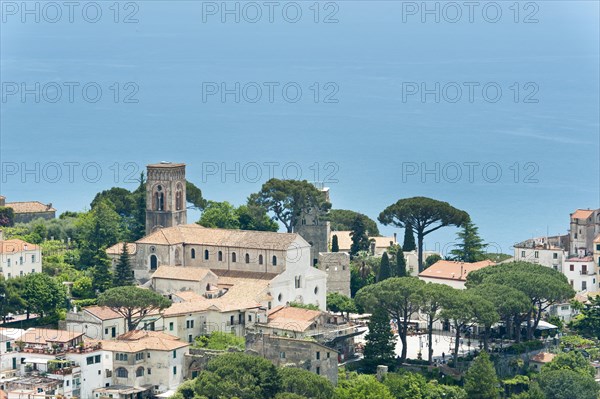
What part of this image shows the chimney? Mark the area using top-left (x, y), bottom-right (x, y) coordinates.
top-left (47, 203), bottom-right (52, 210)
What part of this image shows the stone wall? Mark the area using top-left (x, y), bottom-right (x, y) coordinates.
top-left (13, 211), bottom-right (55, 224)
top-left (245, 332), bottom-right (338, 385)
top-left (317, 252), bottom-right (350, 297)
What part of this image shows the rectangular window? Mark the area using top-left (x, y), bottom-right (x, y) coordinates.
top-left (316, 367), bottom-right (320, 375)
top-left (534, 251), bottom-right (539, 258)
top-left (553, 253), bottom-right (558, 259)
top-left (597, 244), bottom-right (600, 251)
top-left (173, 366), bottom-right (177, 375)
top-left (169, 322), bottom-right (174, 331)
top-left (173, 350), bottom-right (177, 359)
top-left (104, 328), bottom-right (108, 335)
top-left (521, 251), bottom-right (525, 257)
top-left (570, 265), bottom-right (574, 271)
top-left (7, 259), bottom-right (11, 267)
top-left (188, 335), bottom-right (193, 343)
top-left (87, 356), bottom-right (94, 365)
top-left (95, 355), bottom-right (101, 363)
top-left (583, 281), bottom-right (588, 290)
top-left (31, 255), bottom-right (35, 262)
top-left (147, 368), bottom-right (151, 375)
top-left (280, 352), bottom-right (286, 359)
top-left (316, 351), bottom-right (320, 360)
top-left (327, 352), bottom-right (330, 359)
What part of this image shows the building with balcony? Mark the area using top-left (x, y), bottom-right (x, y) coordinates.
top-left (563, 256), bottom-right (596, 293)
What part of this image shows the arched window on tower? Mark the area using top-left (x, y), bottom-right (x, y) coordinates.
top-left (258, 255), bottom-right (264, 265)
top-left (191, 248), bottom-right (196, 259)
top-left (136, 367), bottom-right (144, 377)
top-left (232, 252), bottom-right (237, 263)
top-left (175, 183), bottom-right (183, 211)
top-left (272, 256), bottom-right (277, 266)
top-left (150, 255), bottom-right (158, 271)
top-left (204, 250), bottom-right (209, 260)
top-left (218, 251), bottom-right (223, 261)
top-left (116, 367), bottom-right (128, 378)
top-left (154, 185), bottom-right (165, 211)
top-left (245, 253), bottom-right (250, 264)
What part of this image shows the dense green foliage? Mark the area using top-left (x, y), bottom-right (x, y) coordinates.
top-left (0, 206), bottom-right (14, 227)
top-left (349, 216), bottom-right (372, 256)
top-left (363, 307), bottom-right (396, 369)
top-left (570, 294), bottom-right (600, 339)
top-left (326, 209), bottom-right (380, 236)
top-left (331, 234), bottom-right (339, 252)
top-left (464, 351), bottom-right (499, 399)
top-left (326, 293), bottom-right (356, 319)
top-left (450, 220), bottom-right (488, 262)
top-left (112, 242), bottom-right (134, 287)
top-left (424, 254), bottom-right (442, 269)
top-left (278, 367), bottom-right (335, 399)
top-left (335, 373), bottom-right (395, 399)
top-left (198, 201), bottom-right (278, 231)
top-left (378, 252), bottom-right (391, 282)
top-left (402, 224), bottom-right (416, 251)
top-left (379, 197), bottom-right (470, 272)
top-left (467, 262), bottom-right (575, 340)
top-left (250, 179), bottom-right (331, 233)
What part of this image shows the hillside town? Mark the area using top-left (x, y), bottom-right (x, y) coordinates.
top-left (0, 162), bottom-right (599, 399)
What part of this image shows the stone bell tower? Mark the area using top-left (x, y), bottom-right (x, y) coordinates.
top-left (145, 162), bottom-right (187, 235)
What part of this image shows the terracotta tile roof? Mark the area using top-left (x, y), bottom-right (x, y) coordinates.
top-left (574, 291), bottom-right (600, 303)
top-left (264, 306), bottom-right (322, 332)
top-left (594, 234), bottom-right (600, 243)
top-left (172, 290), bottom-right (206, 302)
top-left (84, 306), bottom-right (123, 321)
top-left (530, 352), bottom-right (555, 363)
top-left (571, 209), bottom-right (595, 220)
top-left (100, 330), bottom-right (189, 352)
top-left (151, 266), bottom-right (216, 282)
top-left (106, 242), bottom-right (137, 256)
top-left (419, 260), bottom-right (495, 281)
top-left (5, 201), bottom-right (55, 213)
top-left (136, 224), bottom-right (304, 251)
top-left (0, 239), bottom-right (39, 254)
top-left (19, 328), bottom-right (84, 345)
top-left (163, 299), bottom-right (211, 317)
top-left (329, 231), bottom-right (395, 251)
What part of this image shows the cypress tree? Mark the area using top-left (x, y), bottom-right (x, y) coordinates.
top-left (364, 307), bottom-right (396, 368)
top-left (403, 224), bottom-right (416, 252)
top-left (113, 242), bottom-right (135, 287)
top-left (92, 250), bottom-right (113, 293)
top-left (350, 216), bottom-right (371, 256)
top-left (464, 351), bottom-right (499, 399)
top-left (378, 252), bottom-right (391, 282)
top-left (395, 247), bottom-right (407, 277)
top-left (331, 234), bottom-right (339, 252)
top-left (450, 220), bottom-right (487, 262)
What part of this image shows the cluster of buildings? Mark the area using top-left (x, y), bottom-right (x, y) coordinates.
top-left (0, 163), bottom-right (365, 398)
top-left (513, 208), bottom-right (600, 295)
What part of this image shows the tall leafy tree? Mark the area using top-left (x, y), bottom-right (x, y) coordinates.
top-left (394, 247), bottom-right (407, 277)
top-left (21, 273), bottom-right (68, 320)
top-left (113, 242), bottom-right (134, 287)
top-left (536, 369), bottom-right (599, 399)
top-left (470, 283), bottom-right (531, 342)
top-left (350, 216), bottom-right (372, 256)
top-left (97, 286), bottom-right (171, 331)
top-left (378, 252), bottom-right (391, 282)
top-left (326, 292), bottom-right (356, 320)
top-left (402, 224), bottom-right (416, 251)
top-left (419, 283), bottom-right (454, 363)
top-left (0, 207), bottom-right (14, 227)
top-left (249, 179), bottom-right (331, 233)
top-left (356, 277), bottom-right (425, 362)
top-left (335, 374), bottom-right (395, 399)
top-left (236, 204), bottom-right (279, 231)
top-left (542, 351), bottom-right (596, 377)
top-left (92, 250), bottom-right (113, 293)
top-left (571, 294), bottom-right (600, 339)
top-left (326, 209), bottom-right (380, 236)
top-left (440, 289), bottom-right (496, 364)
top-left (331, 234), bottom-right (339, 252)
top-left (198, 201), bottom-right (241, 229)
top-left (363, 307), bottom-right (396, 368)
top-left (450, 220), bottom-right (488, 262)
top-left (466, 262), bottom-right (575, 340)
top-left (278, 366), bottom-right (334, 399)
top-left (464, 351), bottom-right (499, 399)
top-left (186, 181), bottom-right (207, 210)
top-left (378, 197), bottom-right (470, 272)
top-left (76, 199), bottom-right (123, 268)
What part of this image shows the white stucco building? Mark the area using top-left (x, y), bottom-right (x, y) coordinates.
top-left (0, 237), bottom-right (42, 279)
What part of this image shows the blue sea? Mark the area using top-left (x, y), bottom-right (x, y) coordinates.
top-left (1, 1), bottom-right (598, 254)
